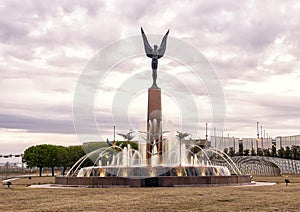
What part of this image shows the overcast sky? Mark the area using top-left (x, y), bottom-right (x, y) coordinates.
top-left (1, 0), bottom-right (300, 157)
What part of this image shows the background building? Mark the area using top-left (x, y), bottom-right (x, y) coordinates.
top-left (241, 137), bottom-right (272, 152)
top-left (241, 138), bottom-right (256, 151)
top-left (210, 135), bottom-right (285, 154)
top-left (210, 136), bottom-right (239, 152)
top-left (258, 137), bottom-right (272, 150)
top-left (276, 135), bottom-right (300, 151)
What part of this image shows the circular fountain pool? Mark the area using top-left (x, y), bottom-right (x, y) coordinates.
top-left (55, 129), bottom-right (251, 187)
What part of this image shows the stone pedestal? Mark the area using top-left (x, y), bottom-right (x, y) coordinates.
top-left (147, 87), bottom-right (162, 162)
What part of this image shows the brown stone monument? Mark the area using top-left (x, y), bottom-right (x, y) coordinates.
top-left (147, 87), bottom-right (162, 160)
top-left (141, 27), bottom-right (169, 163)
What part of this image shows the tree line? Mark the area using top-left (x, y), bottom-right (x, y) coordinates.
top-left (23, 142), bottom-right (138, 177)
top-left (224, 145), bottom-right (300, 160)
top-left (23, 143), bottom-right (107, 176)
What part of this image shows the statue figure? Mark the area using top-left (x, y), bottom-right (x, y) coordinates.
top-left (141, 27), bottom-right (169, 88)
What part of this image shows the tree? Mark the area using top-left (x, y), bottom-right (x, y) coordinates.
top-left (56, 146), bottom-right (70, 176)
top-left (243, 149), bottom-right (250, 156)
top-left (278, 147), bottom-right (285, 158)
top-left (82, 142), bottom-right (109, 153)
top-left (271, 146), bottom-right (277, 157)
top-left (263, 148), bottom-right (271, 157)
top-left (223, 148), bottom-right (228, 155)
top-left (24, 144), bottom-right (89, 176)
top-left (67, 145), bottom-right (86, 167)
top-left (257, 148), bottom-right (263, 156)
top-left (291, 146), bottom-right (300, 160)
top-left (228, 147), bottom-right (235, 157)
top-left (23, 145), bottom-right (50, 176)
top-left (251, 148), bottom-right (257, 156)
top-left (238, 145), bottom-right (243, 156)
top-left (44, 145), bottom-right (60, 176)
top-left (56, 145), bottom-right (87, 176)
top-left (284, 146), bottom-right (291, 159)
top-left (23, 144), bottom-right (65, 176)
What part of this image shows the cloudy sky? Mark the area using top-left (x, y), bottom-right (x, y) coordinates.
top-left (1, 0), bottom-right (300, 157)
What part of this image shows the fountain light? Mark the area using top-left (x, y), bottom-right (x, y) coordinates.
top-left (99, 169), bottom-right (106, 177)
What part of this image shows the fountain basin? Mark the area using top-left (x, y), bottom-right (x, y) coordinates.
top-left (55, 175), bottom-right (251, 187)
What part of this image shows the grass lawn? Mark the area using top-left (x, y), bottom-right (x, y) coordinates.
top-left (1, 175), bottom-right (300, 211)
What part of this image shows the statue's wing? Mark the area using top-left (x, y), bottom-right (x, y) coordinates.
top-left (141, 27), bottom-right (153, 58)
top-left (157, 29), bottom-right (169, 59)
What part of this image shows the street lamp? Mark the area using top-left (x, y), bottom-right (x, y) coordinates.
top-left (113, 125), bottom-right (116, 142)
top-left (256, 122), bottom-right (259, 153)
top-left (260, 125), bottom-right (263, 150)
top-left (205, 123), bottom-right (208, 142)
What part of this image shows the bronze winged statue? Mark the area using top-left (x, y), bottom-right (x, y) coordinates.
top-left (141, 27), bottom-right (169, 88)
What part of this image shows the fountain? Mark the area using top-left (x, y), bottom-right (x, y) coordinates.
top-left (55, 28), bottom-right (251, 187)
top-left (55, 125), bottom-right (250, 187)
top-left (66, 128), bottom-right (233, 177)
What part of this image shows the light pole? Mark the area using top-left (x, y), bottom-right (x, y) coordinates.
top-left (260, 125), bottom-right (263, 150)
top-left (205, 123), bottom-right (208, 142)
top-left (113, 125), bottom-right (116, 142)
top-left (256, 122), bottom-right (259, 153)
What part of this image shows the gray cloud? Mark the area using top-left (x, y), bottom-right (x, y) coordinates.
top-left (1, 0), bottom-right (300, 153)
top-left (0, 113), bottom-right (74, 134)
